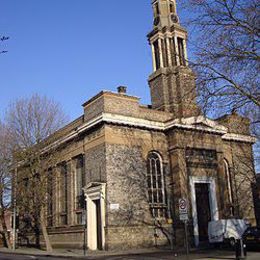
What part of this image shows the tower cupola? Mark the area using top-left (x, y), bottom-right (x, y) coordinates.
top-left (148, 0), bottom-right (188, 72)
top-left (148, 0), bottom-right (200, 118)
top-left (152, 0), bottom-right (179, 28)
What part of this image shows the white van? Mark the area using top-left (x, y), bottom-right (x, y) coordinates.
top-left (208, 219), bottom-right (248, 246)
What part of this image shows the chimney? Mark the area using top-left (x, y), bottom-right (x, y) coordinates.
top-left (117, 86), bottom-right (127, 94)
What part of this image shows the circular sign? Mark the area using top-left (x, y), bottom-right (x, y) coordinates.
top-left (179, 199), bottom-right (187, 209)
top-left (179, 198), bottom-right (188, 214)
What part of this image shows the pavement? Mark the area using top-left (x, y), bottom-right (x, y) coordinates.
top-left (0, 246), bottom-right (260, 259)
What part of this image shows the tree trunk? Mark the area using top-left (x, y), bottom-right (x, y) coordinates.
top-left (40, 209), bottom-right (52, 252)
top-left (0, 211), bottom-right (11, 249)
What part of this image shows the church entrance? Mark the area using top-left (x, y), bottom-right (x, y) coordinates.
top-left (84, 182), bottom-right (106, 250)
top-left (195, 183), bottom-right (211, 242)
top-left (190, 176), bottom-right (219, 247)
top-left (94, 199), bottom-right (102, 250)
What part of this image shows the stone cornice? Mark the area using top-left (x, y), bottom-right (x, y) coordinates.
top-left (43, 113), bottom-right (256, 152)
top-left (222, 133), bottom-right (257, 144)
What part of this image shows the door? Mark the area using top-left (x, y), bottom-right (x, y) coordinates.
top-left (195, 183), bottom-right (211, 242)
top-left (94, 200), bottom-right (102, 250)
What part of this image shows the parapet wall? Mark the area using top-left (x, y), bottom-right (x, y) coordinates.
top-left (83, 91), bottom-right (173, 123)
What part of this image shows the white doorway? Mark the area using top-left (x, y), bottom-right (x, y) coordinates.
top-left (190, 176), bottom-right (219, 247)
top-left (83, 182), bottom-right (106, 250)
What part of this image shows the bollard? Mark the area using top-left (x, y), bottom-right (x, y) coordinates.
top-left (235, 239), bottom-right (247, 260)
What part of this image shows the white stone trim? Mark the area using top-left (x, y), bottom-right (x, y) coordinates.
top-left (167, 123), bottom-right (226, 135)
top-left (170, 115), bottom-right (227, 132)
top-left (151, 43), bottom-right (157, 72)
top-left (42, 113), bottom-right (255, 153)
top-left (190, 176), bottom-right (219, 247)
top-left (183, 39), bottom-right (188, 65)
top-left (166, 37), bottom-right (172, 66)
top-left (102, 113), bottom-right (165, 130)
top-left (158, 38), bottom-right (164, 68)
top-left (222, 133), bottom-right (257, 143)
top-left (149, 32), bottom-right (167, 44)
top-left (174, 36), bottom-right (179, 65)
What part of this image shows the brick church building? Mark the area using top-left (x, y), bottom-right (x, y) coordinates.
top-left (18, 0), bottom-right (256, 250)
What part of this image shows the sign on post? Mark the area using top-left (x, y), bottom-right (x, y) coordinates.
top-left (179, 198), bottom-right (189, 258)
top-left (179, 198), bottom-right (188, 221)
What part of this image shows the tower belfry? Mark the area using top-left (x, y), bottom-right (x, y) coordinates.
top-left (152, 0), bottom-right (179, 29)
top-left (148, 0), bottom-right (200, 118)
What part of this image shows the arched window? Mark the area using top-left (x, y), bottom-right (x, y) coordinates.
top-left (153, 40), bottom-right (161, 70)
top-left (177, 37), bottom-right (186, 66)
top-left (224, 159), bottom-right (234, 215)
top-left (170, 3), bottom-right (174, 13)
top-left (147, 152), bottom-right (166, 218)
top-left (154, 3), bottom-right (160, 16)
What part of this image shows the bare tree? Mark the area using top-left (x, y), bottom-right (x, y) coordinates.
top-left (6, 94), bottom-right (68, 252)
top-left (180, 0), bottom-right (259, 114)
top-left (105, 129), bottom-right (175, 249)
top-left (0, 121), bottom-right (13, 248)
top-left (0, 36), bottom-right (9, 54)
top-left (178, 0), bottom-right (259, 174)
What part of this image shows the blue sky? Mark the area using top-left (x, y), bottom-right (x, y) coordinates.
top-left (0, 0), bottom-right (170, 121)
top-left (1, 1), bottom-right (259, 171)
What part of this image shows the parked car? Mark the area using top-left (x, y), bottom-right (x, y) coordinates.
top-left (243, 226), bottom-right (260, 249)
top-left (208, 219), bottom-right (248, 247)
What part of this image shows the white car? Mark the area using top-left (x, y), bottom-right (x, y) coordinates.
top-left (208, 219), bottom-right (248, 247)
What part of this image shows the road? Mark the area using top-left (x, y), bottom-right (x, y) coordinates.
top-left (0, 250), bottom-right (260, 260)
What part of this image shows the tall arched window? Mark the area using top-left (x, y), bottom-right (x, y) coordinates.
top-left (224, 159), bottom-right (234, 215)
top-left (170, 3), bottom-right (174, 13)
top-left (147, 152), bottom-right (166, 218)
top-left (154, 3), bottom-right (160, 16)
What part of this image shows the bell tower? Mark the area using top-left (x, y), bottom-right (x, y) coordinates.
top-left (148, 0), bottom-right (200, 118)
top-left (152, 0), bottom-right (179, 30)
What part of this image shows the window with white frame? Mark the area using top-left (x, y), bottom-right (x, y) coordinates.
top-left (147, 152), bottom-right (166, 218)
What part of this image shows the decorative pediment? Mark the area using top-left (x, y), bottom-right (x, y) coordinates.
top-left (83, 182), bottom-right (106, 201)
top-left (192, 122), bottom-right (214, 129)
top-left (172, 116), bottom-right (228, 133)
